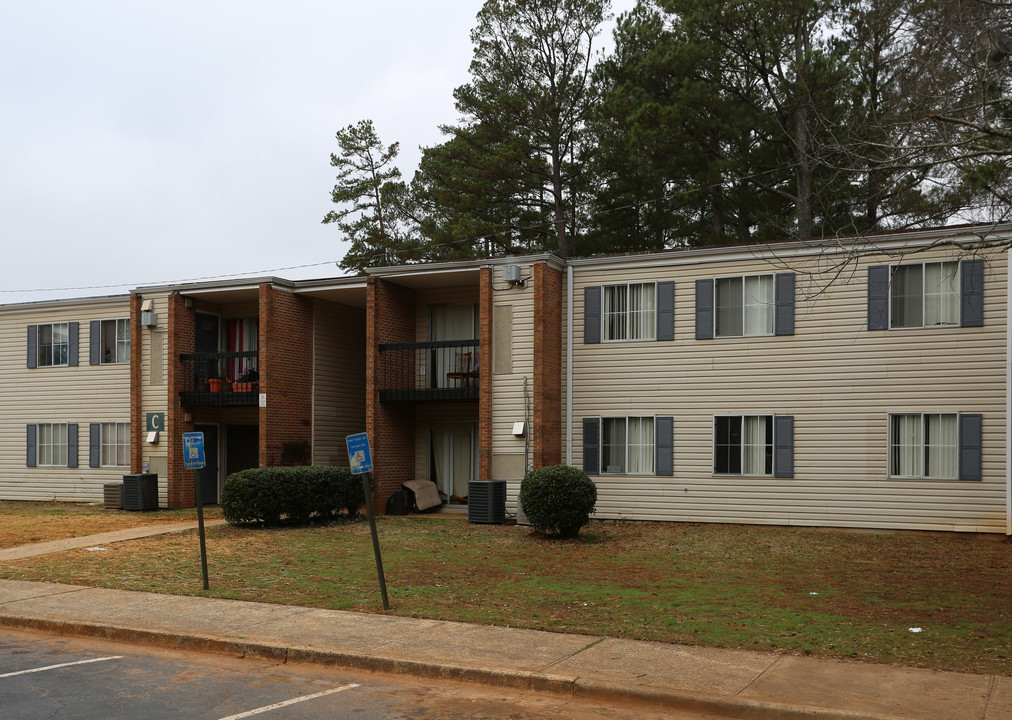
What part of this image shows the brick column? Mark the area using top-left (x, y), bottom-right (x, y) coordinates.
top-left (259, 285), bottom-right (313, 467)
top-left (532, 261), bottom-right (563, 468)
top-left (479, 267), bottom-right (493, 481)
top-left (366, 276), bottom-right (417, 510)
top-left (165, 292), bottom-right (196, 508)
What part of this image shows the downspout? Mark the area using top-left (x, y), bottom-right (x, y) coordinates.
top-left (999, 257), bottom-right (1007, 534)
top-left (566, 263), bottom-right (574, 466)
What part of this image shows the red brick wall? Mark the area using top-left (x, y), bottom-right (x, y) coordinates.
top-left (366, 277), bottom-right (417, 509)
top-left (166, 292), bottom-right (196, 508)
top-left (259, 285), bottom-right (313, 466)
top-left (129, 294), bottom-right (143, 475)
top-left (479, 267), bottom-right (493, 481)
top-left (532, 261), bottom-right (563, 468)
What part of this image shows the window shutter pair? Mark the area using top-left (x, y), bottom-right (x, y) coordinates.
top-left (695, 274), bottom-right (795, 339)
top-left (582, 416), bottom-right (674, 476)
top-left (25, 322), bottom-right (79, 367)
top-left (26, 424), bottom-right (78, 467)
top-left (584, 283), bottom-right (675, 343)
top-left (867, 259), bottom-right (984, 330)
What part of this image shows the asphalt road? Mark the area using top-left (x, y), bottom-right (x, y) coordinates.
top-left (0, 629), bottom-right (714, 719)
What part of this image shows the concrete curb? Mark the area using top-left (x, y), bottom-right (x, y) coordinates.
top-left (0, 612), bottom-right (909, 720)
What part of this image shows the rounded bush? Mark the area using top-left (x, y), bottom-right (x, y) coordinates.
top-left (222, 465), bottom-right (373, 527)
top-left (518, 464), bottom-right (597, 538)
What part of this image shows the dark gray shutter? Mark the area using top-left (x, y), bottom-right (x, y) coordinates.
top-left (960, 259), bottom-right (984, 327)
top-left (774, 415), bottom-right (794, 478)
top-left (582, 418), bottom-right (600, 475)
top-left (958, 414), bottom-right (982, 481)
top-left (655, 416), bottom-right (673, 476)
top-left (584, 286), bottom-right (601, 344)
top-left (695, 279), bottom-right (714, 340)
top-left (26, 425), bottom-right (37, 467)
top-left (867, 265), bottom-right (889, 330)
top-left (90, 320), bottom-right (102, 365)
top-left (89, 423), bottom-right (102, 468)
top-left (27, 325), bottom-right (37, 368)
top-left (67, 423), bottom-right (78, 468)
top-left (656, 281), bottom-right (674, 341)
top-left (774, 273), bottom-right (795, 336)
top-left (68, 322), bottom-right (79, 366)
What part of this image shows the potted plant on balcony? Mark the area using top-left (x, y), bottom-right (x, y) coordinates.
top-left (234, 368), bottom-right (258, 393)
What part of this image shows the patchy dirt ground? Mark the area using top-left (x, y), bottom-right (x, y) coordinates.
top-left (0, 501), bottom-right (223, 549)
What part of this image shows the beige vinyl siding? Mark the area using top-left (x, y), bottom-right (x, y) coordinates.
top-left (490, 265), bottom-right (536, 508)
top-left (570, 247), bottom-right (1007, 533)
top-left (312, 300), bottom-right (366, 466)
top-left (0, 297), bottom-right (132, 502)
top-left (136, 292), bottom-right (171, 507)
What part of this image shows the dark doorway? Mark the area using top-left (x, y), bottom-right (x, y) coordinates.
top-left (195, 424), bottom-right (219, 505)
top-left (195, 313), bottom-right (219, 353)
top-left (226, 425), bottom-right (259, 478)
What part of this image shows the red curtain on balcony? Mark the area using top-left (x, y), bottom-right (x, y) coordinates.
top-left (226, 317), bottom-right (258, 380)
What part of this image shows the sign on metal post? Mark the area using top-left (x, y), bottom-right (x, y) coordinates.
top-left (181, 432), bottom-right (209, 590)
top-left (346, 433), bottom-right (388, 610)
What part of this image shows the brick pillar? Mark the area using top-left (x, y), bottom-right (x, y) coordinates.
top-left (532, 261), bottom-right (563, 468)
top-left (129, 293), bottom-right (143, 474)
top-left (259, 285), bottom-right (313, 467)
top-left (479, 267), bottom-right (493, 481)
top-left (366, 276), bottom-right (417, 510)
top-left (165, 292), bottom-right (196, 508)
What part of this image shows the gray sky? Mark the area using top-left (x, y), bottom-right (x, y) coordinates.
top-left (1, 1), bottom-right (633, 305)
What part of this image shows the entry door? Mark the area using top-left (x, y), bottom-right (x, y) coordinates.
top-left (195, 424), bottom-right (219, 505)
top-left (431, 423), bottom-right (476, 502)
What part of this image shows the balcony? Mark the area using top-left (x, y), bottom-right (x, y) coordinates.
top-left (179, 351), bottom-right (259, 407)
top-left (378, 340), bottom-right (479, 402)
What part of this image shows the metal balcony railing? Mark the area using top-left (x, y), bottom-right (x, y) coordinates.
top-left (378, 340), bottom-right (479, 401)
top-left (179, 350), bottom-right (259, 407)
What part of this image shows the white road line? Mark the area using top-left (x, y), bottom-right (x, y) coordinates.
top-left (0, 655), bottom-right (123, 678)
top-left (216, 683), bottom-right (362, 720)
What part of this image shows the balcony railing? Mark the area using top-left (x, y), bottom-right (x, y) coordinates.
top-left (378, 340), bottom-right (479, 401)
top-left (179, 350), bottom-right (259, 407)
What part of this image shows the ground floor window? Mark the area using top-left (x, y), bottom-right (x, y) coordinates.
top-left (602, 417), bottom-right (655, 474)
top-left (37, 423), bottom-right (68, 466)
top-left (714, 415), bottom-right (773, 475)
top-left (101, 422), bottom-right (130, 466)
top-left (890, 413), bottom-right (958, 479)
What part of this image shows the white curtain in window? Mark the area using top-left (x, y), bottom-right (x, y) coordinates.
top-left (924, 262), bottom-right (959, 326)
top-left (891, 265), bottom-right (923, 328)
top-left (430, 304), bottom-right (476, 388)
top-left (715, 278), bottom-right (743, 337)
top-left (604, 286), bottom-right (627, 340)
top-left (925, 414), bottom-right (957, 478)
top-left (627, 417), bottom-right (655, 474)
top-left (891, 414), bottom-right (922, 476)
top-left (602, 418), bottom-right (626, 472)
top-left (741, 415), bottom-right (766, 474)
top-left (629, 284), bottom-right (655, 340)
top-left (743, 275), bottom-right (773, 335)
top-left (431, 423), bottom-right (475, 499)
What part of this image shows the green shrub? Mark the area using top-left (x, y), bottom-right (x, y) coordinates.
top-left (222, 465), bottom-right (373, 527)
top-left (518, 464), bottom-right (597, 538)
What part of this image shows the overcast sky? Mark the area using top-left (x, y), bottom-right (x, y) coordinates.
top-left (1, 1), bottom-right (634, 305)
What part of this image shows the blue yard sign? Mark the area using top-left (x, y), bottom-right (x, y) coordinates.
top-left (346, 432), bottom-right (373, 475)
top-left (182, 432), bottom-right (206, 470)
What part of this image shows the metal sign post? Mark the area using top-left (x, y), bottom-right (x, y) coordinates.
top-left (346, 433), bottom-right (388, 610)
top-left (182, 432), bottom-right (210, 591)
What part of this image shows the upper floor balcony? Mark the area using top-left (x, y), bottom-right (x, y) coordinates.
top-left (179, 350), bottom-right (259, 407)
top-left (378, 340), bottom-right (479, 402)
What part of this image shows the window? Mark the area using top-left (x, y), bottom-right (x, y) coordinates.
top-left (714, 415), bottom-right (773, 475)
top-left (37, 323), bottom-right (69, 367)
top-left (100, 319), bottom-right (130, 363)
top-left (603, 283), bottom-right (656, 341)
top-left (37, 423), bottom-right (68, 466)
top-left (715, 275), bottom-right (773, 337)
top-left (100, 422), bottom-right (130, 466)
top-left (890, 413), bottom-right (958, 478)
top-left (891, 262), bottom-right (958, 328)
top-left (602, 417), bottom-right (655, 474)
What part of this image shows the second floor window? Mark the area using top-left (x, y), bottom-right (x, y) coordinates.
top-left (604, 283), bottom-right (655, 341)
top-left (891, 262), bottom-right (958, 329)
top-left (100, 319), bottom-right (130, 363)
top-left (38, 323), bottom-right (69, 367)
top-left (715, 275), bottom-right (774, 337)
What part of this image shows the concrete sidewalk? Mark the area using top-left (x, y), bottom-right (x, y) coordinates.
top-left (0, 525), bottom-right (1008, 720)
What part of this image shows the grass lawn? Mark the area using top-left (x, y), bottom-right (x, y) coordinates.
top-left (0, 507), bottom-right (1008, 676)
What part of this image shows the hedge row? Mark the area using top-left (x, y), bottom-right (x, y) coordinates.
top-left (221, 465), bottom-right (372, 527)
